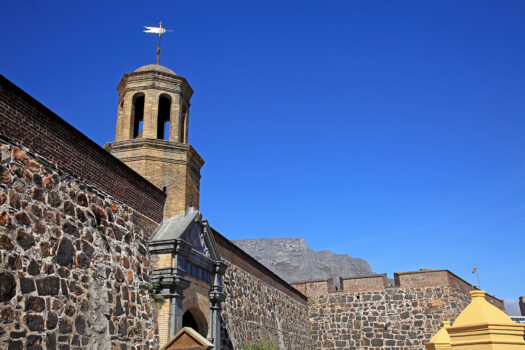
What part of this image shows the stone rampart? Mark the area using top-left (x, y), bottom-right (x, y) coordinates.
top-left (0, 140), bottom-right (160, 349)
top-left (0, 75), bottom-right (165, 223)
top-left (214, 231), bottom-right (313, 350)
top-left (292, 270), bottom-right (504, 350)
top-left (0, 76), bottom-right (163, 349)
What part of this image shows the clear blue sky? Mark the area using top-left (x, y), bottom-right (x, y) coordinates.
top-left (1, 1), bottom-right (523, 300)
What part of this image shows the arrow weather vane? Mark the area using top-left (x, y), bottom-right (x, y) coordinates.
top-left (144, 22), bottom-right (173, 65)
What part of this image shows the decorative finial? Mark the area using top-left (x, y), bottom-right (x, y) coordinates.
top-left (143, 21), bottom-right (173, 65)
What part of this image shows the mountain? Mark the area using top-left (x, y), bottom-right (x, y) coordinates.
top-left (232, 238), bottom-right (374, 284)
top-left (504, 299), bottom-right (522, 316)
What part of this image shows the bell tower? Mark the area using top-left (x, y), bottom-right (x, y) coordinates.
top-left (105, 64), bottom-right (204, 218)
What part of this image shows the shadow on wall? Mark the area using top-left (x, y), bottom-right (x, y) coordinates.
top-left (220, 315), bottom-right (234, 350)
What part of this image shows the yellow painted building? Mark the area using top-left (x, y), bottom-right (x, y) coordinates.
top-left (426, 290), bottom-right (525, 350)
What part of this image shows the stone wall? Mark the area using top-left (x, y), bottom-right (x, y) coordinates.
top-left (293, 270), bottom-right (504, 350)
top-left (214, 231), bottom-right (313, 350)
top-left (0, 76), bottom-right (164, 349)
top-left (0, 75), bottom-right (165, 223)
top-left (0, 141), bottom-right (160, 349)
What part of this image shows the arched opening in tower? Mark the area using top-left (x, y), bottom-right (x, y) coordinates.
top-left (157, 94), bottom-right (171, 140)
top-left (132, 94), bottom-right (145, 138)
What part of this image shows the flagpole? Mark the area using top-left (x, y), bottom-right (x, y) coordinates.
top-left (476, 269), bottom-right (480, 289)
top-left (157, 22), bottom-right (162, 64)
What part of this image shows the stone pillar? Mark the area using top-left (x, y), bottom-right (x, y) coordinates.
top-left (208, 262), bottom-right (227, 349)
top-left (143, 90), bottom-right (159, 139)
top-left (169, 94), bottom-right (181, 143)
top-left (520, 296), bottom-right (525, 316)
top-left (184, 107), bottom-right (190, 143)
top-left (169, 291), bottom-right (184, 339)
top-left (117, 93), bottom-right (134, 141)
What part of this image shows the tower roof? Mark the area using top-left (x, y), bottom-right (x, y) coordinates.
top-left (453, 290), bottom-right (514, 327)
top-left (134, 64), bottom-right (176, 76)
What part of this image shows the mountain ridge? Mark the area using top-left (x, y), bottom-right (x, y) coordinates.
top-left (232, 238), bottom-right (374, 285)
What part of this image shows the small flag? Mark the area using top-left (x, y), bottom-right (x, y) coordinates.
top-left (144, 26), bottom-right (169, 34)
top-left (472, 265), bottom-right (477, 274)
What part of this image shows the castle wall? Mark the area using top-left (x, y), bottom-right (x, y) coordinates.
top-left (214, 231), bottom-right (313, 350)
top-left (0, 76), bottom-right (163, 349)
top-left (0, 75), bottom-right (166, 223)
top-left (293, 270), bottom-right (503, 350)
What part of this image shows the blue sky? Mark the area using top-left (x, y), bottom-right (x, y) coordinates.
top-left (1, 1), bottom-right (524, 300)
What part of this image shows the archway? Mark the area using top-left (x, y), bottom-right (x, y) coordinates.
top-left (182, 308), bottom-right (208, 338)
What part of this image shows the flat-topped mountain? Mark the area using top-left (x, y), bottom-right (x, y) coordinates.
top-left (232, 238), bottom-right (374, 283)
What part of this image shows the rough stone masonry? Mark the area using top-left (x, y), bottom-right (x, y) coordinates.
top-left (0, 142), bottom-right (159, 349)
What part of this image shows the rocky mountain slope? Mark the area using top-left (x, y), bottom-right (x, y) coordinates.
top-left (232, 238), bottom-right (373, 284)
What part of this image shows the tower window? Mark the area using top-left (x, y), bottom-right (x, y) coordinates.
top-left (157, 95), bottom-right (171, 140)
top-left (132, 94), bottom-right (145, 138)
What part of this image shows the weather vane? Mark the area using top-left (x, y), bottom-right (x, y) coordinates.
top-left (143, 22), bottom-right (173, 65)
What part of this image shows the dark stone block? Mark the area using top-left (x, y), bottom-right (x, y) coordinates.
top-left (60, 279), bottom-right (68, 297)
top-left (25, 296), bottom-right (46, 312)
top-left (7, 340), bottom-right (23, 350)
top-left (31, 188), bottom-right (45, 202)
top-left (0, 211), bottom-right (14, 228)
top-left (27, 334), bottom-right (43, 348)
top-left (0, 307), bottom-right (14, 324)
top-left (28, 259), bottom-right (40, 276)
top-left (75, 252), bottom-right (90, 269)
top-left (0, 234), bottom-right (14, 250)
top-left (56, 267), bottom-right (70, 278)
top-left (62, 222), bottom-right (78, 237)
top-left (115, 296), bottom-right (124, 316)
top-left (0, 272), bottom-right (16, 302)
top-left (25, 314), bottom-right (45, 331)
top-left (74, 315), bottom-right (86, 334)
top-left (115, 267), bottom-right (124, 283)
top-left (81, 240), bottom-right (95, 257)
top-left (58, 319), bottom-right (72, 334)
top-left (57, 335), bottom-right (69, 342)
top-left (47, 312), bottom-right (58, 330)
top-left (15, 211), bottom-right (31, 226)
top-left (77, 193), bottom-right (88, 207)
top-left (9, 330), bottom-right (27, 339)
top-left (33, 173), bottom-right (43, 187)
top-left (36, 276), bottom-right (60, 296)
top-left (371, 339), bottom-right (383, 347)
top-left (46, 332), bottom-right (57, 350)
top-left (118, 319), bottom-right (128, 337)
top-left (68, 281), bottom-right (83, 295)
top-left (76, 208), bottom-right (87, 222)
top-left (65, 305), bottom-right (75, 317)
top-left (20, 276), bottom-right (35, 293)
top-left (56, 238), bottom-right (74, 267)
top-left (47, 191), bottom-right (61, 207)
top-left (80, 299), bottom-right (89, 312)
top-left (16, 230), bottom-right (35, 250)
top-left (63, 200), bottom-right (75, 217)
